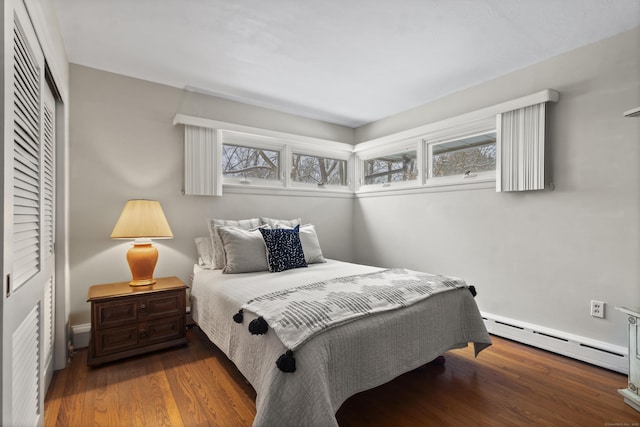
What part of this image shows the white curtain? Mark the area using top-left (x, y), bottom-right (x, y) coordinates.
top-left (184, 125), bottom-right (222, 196)
top-left (497, 102), bottom-right (547, 192)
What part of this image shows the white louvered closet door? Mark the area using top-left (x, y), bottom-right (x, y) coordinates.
top-left (2, 1), bottom-right (56, 426)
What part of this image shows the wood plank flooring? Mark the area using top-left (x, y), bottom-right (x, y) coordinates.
top-left (45, 327), bottom-right (639, 426)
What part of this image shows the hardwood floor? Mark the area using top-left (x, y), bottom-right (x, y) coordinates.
top-left (45, 327), bottom-right (639, 426)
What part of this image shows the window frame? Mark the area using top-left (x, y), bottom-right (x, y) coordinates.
top-left (220, 130), bottom-right (286, 188)
top-left (289, 147), bottom-right (353, 191)
top-left (215, 128), bottom-right (355, 196)
top-left (424, 127), bottom-right (497, 187)
top-left (355, 118), bottom-right (497, 194)
top-left (356, 140), bottom-right (422, 192)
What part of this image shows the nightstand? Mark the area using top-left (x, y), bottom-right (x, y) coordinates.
top-left (87, 276), bottom-right (188, 366)
top-left (616, 306), bottom-right (640, 412)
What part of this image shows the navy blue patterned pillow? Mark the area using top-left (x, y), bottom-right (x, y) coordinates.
top-left (259, 225), bottom-right (308, 272)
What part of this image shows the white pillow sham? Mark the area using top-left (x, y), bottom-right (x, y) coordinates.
top-left (207, 218), bottom-right (261, 269)
top-left (260, 217), bottom-right (301, 228)
top-left (194, 236), bottom-right (214, 269)
top-left (217, 226), bottom-right (269, 274)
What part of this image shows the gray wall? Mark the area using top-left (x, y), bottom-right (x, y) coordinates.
top-left (69, 27), bottom-right (639, 350)
top-left (68, 65), bottom-right (355, 325)
top-left (353, 28), bottom-right (640, 346)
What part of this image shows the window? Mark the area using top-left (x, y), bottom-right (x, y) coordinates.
top-left (291, 153), bottom-right (347, 186)
top-left (429, 132), bottom-right (496, 179)
top-left (222, 143), bottom-right (280, 181)
top-left (363, 150), bottom-right (418, 185)
top-left (356, 125), bottom-right (495, 193)
top-left (214, 129), bottom-right (352, 194)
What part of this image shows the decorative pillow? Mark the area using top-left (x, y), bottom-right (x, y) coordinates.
top-left (260, 217), bottom-right (301, 228)
top-left (194, 236), bottom-right (214, 269)
top-left (259, 225), bottom-right (308, 273)
top-left (207, 218), bottom-right (261, 269)
top-left (275, 224), bottom-right (326, 264)
top-left (217, 226), bottom-right (269, 274)
top-left (298, 225), bottom-right (326, 264)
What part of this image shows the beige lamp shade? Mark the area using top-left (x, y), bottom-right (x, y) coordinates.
top-left (111, 200), bottom-right (173, 286)
top-left (111, 199), bottom-right (173, 239)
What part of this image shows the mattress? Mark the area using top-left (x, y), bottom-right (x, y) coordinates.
top-left (191, 259), bottom-right (492, 427)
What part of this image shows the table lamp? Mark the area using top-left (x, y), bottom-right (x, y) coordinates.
top-left (110, 199), bottom-right (173, 286)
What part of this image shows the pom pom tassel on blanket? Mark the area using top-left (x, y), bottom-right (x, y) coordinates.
top-left (249, 316), bottom-right (269, 335)
top-left (276, 350), bottom-right (296, 372)
top-left (232, 312), bottom-right (294, 372)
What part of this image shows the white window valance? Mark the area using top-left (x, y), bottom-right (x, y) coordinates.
top-left (497, 102), bottom-right (548, 192)
top-left (184, 125), bottom-right (222, 196)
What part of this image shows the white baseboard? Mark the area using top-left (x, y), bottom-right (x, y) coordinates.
top-left (482, 312), bottom-right (628, 374)
top-left (71, 323), bottom-right (91, 350)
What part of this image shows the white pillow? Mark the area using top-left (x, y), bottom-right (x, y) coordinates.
top-left (217, 226), bottom-right (269, 274)
top-left (299, 224), bottom-right (326, 264)
top-left (260, 217), bottom-right (301, 228)
top-left (276, 223), bottom-right (326, 264)
top-left (207, 218), bottom-right (261, 269)
top-left (194, 236), bottom-right (214, 269)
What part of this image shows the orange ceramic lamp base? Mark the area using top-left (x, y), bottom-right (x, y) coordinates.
top-left (126, 242), bottom-right (158, 286)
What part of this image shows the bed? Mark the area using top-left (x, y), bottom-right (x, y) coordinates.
top-left (190, 218), bottom-right (492, 427)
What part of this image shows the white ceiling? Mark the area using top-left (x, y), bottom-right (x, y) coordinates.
top-left (53, 0), bottom-right (639, 127)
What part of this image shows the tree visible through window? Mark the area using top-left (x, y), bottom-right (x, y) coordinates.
top-left (222, 144), bottom-right (279, 180)
top-left (364, 151), bottom-right (418, 185)
top-left (431, 132), bottom-right (496, 178)
top-left (291, 153), bottom-right (346, 186)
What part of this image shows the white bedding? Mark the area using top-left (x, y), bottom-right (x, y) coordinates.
top-left (191, 259), bottom-right (492, 427)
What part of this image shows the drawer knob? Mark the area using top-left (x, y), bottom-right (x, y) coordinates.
top-left (139, 329), bottom-right (148, 339)
top-left (139, 303), bottom-right (146, 310)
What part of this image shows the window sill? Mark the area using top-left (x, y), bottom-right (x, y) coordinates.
top-left (222, 177), bottom-right (495, 199)
top-left (223, 183), bottom-right (354, 199)
top-left (355, 178), bottom-right (496, 198)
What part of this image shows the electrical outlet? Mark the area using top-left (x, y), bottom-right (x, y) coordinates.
top-left (591, 300), bottom-right (605, 318)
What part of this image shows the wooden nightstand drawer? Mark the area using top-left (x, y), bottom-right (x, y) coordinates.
top-left (143, 315), bottom-right (185, 344)
top-left (93, 289), bottom-right (185, 331)
top-left (94, 326), bottom-right (139, 356)
top-left (94, 300), bottom-right (138, 330)
top-left (140, 291), bottom-right (184, 320)
top-left (87, 277), bottom-right (188, 366)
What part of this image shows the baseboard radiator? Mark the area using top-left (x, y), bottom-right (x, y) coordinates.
top-left (482, 312), bottom-right (628, 374)
top-left (72, 312), bottom-right (628, 374)
top-left (71, 323), bottom-right (91, 351)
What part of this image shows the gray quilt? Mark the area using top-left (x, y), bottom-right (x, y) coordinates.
top-left (240, 268), bottom-right (470, 355)
top-left (191, 260), bottom-right (492, 427)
